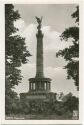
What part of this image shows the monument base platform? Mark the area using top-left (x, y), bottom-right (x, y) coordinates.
top-left (20, 92), bottom-right (57, 102)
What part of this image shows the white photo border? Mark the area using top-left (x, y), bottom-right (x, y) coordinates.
top-left (0, 0), bottom-right (83, 124)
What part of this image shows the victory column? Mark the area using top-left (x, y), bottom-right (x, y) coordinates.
top-left (20, 17), bottom-right (56, 102)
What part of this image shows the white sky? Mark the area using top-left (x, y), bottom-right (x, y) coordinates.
top-left (14, 4), bottom-right (78, 96)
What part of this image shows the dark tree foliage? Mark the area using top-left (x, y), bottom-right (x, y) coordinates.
top-left (19, 93), bottom-right (78, 118)
top-left (5, 4), bottom-right (31, 114)
top-left (63, 94), bottom-right (79, 112)
top-left (56, 6), bottom-right (79, 90)
top-left (71, 6), bottom-right (79, 24)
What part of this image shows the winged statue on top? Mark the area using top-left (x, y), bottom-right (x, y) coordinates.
top-left (35, 16), bottom-right (43, 31)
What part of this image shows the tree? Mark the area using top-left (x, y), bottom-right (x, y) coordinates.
top-left (63, 93), bottom-right (79, 112)
top-left (56, 6), bottom-right (79, 90)
top-left (5, 4), bottom-right (31, 114)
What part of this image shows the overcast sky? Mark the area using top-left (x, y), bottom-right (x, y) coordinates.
top-left (14, 4), bottom-right (78, 96)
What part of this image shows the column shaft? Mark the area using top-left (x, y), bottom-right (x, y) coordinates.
top-left (36, 32), bottom-right (44, 78)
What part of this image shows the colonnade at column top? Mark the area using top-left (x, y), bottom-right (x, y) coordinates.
top-left (29, 82), bottom-right (51, 92)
